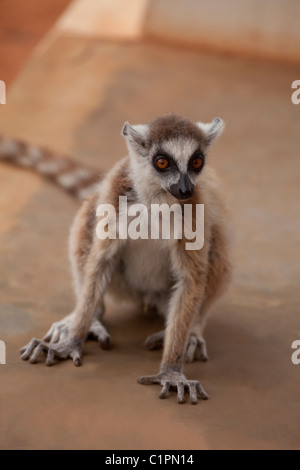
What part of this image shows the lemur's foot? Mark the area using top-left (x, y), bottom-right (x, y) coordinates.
top-left (43, 315), bottom-right (111, 350)
top-left (138, 368), bottom-right (208, 404)
top-left (88, 318), bottom-right (112, 350)
top-left (144, 330), bottom-right (208, 363)
top-left (185, 334), bottom-right (208, 363)
top-left (43, 314), bottom-right (74, 343)
top-left (144, 329), bottom-right (164, 350)
top-left (20, 337), bottom-right (83, 366)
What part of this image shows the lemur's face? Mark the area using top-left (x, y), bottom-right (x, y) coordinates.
top-left (122, 114), bottom-right (224, 201)
top-left (150, 138), bottom-right (204, 200)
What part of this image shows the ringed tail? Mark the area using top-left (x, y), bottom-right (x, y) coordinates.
top-left (0, 135), bottom-right (102, 201)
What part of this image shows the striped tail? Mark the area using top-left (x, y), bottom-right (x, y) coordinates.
top-left (0, 135), bottom-right (103, 201)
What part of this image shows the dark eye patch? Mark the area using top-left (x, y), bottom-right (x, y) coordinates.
top-left (188, 149), bottom-right (205, 173)
top-left (152, 151), bottom-right (179, 173)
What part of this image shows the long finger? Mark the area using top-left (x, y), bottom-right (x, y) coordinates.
top-left (137, 375), bottom-right (161, 385)
top-left (43, 325), bottom-right (55, 342)
top-left (177, 381), bottom-right (185, 404)
top-left (188, 382), bottom-right (198, 405)
top-left (59, 328), bottom-right (69, 342)
top-left (50, 327), bottom-right (61, 344)
top-left (46, 348), bottom-right (55, 366)
top-left (20, 338), bottom-right (40, 361)
top-left (29, 343), bottom-right (46, 364)
top-left (159, 381), bottom-right (170, 399)
top-left (196, 382), bottom-right (209, 400)
top-left (71, 350), bottom-right (82, 367)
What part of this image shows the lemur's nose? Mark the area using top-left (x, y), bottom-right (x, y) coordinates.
top-left (179, 187), bottom-right (192, 199)
top-left (169, 173), bottom-right (194, 200)
top-left (178, 173), bottom-right (194, 199)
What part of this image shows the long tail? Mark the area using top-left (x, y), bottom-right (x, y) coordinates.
top-left (0, 135), bottom-right (103, 200)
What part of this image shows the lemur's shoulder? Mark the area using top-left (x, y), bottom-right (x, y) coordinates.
top-left (100, 157), bottom-right (136, 208)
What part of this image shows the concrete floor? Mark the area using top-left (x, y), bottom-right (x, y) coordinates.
top-left (0, 34), bottom-right (299, 449)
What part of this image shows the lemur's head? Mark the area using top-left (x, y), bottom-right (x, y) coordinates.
top-left (122, 114), bottom-right (224, 201)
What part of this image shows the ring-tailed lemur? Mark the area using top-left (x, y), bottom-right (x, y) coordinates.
top-left (0, 114), bottom-right (232, 404)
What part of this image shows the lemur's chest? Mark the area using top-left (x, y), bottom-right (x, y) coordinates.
top-left (120, 238), bottom-right (173, 294)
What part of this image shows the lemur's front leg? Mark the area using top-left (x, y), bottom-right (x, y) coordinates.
top-left (20, 241), bottom-right (118, 366)
top-left (138, 248), bottom-right (209, 404)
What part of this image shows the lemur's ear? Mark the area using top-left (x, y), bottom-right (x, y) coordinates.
top-left (121, 122), bottom-right (149, 154)
top-left (197, 118), bottom-right (224, 145)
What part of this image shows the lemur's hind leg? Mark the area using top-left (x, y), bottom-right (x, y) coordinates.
top-left (144, 329), bottom-right (165, 350)
top-left (143, 293), bottom-right (168, 351)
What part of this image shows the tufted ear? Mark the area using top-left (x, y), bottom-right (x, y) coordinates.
top-left (121, 122), bottom-right (149, 155)
top-left (197, 117), bottom-right (225, 145)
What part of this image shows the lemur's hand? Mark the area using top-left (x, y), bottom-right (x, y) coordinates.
top-left (20, 337), bottom-right (83, 366)
top-left (43, 316), bottom-right (112, 350)
top-left (137, 368), bottom-right (208, 404)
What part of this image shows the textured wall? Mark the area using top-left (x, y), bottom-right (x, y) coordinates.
top-left (144, 0), bottom-right (300, 62)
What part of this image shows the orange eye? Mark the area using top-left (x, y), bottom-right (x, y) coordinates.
top-left (156, 157), bottom-right (169, 170)
top-left (191, 157), bottom-right (203, 170)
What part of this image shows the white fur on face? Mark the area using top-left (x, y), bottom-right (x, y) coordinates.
top-left (158, 137), bottom-right (200, 174)
top-left (127, 136), bottom-right (204, 203)
top-left (146, 137), bottom-right (203, 190)
top-left (129, 147), bottom-right (164, 204)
